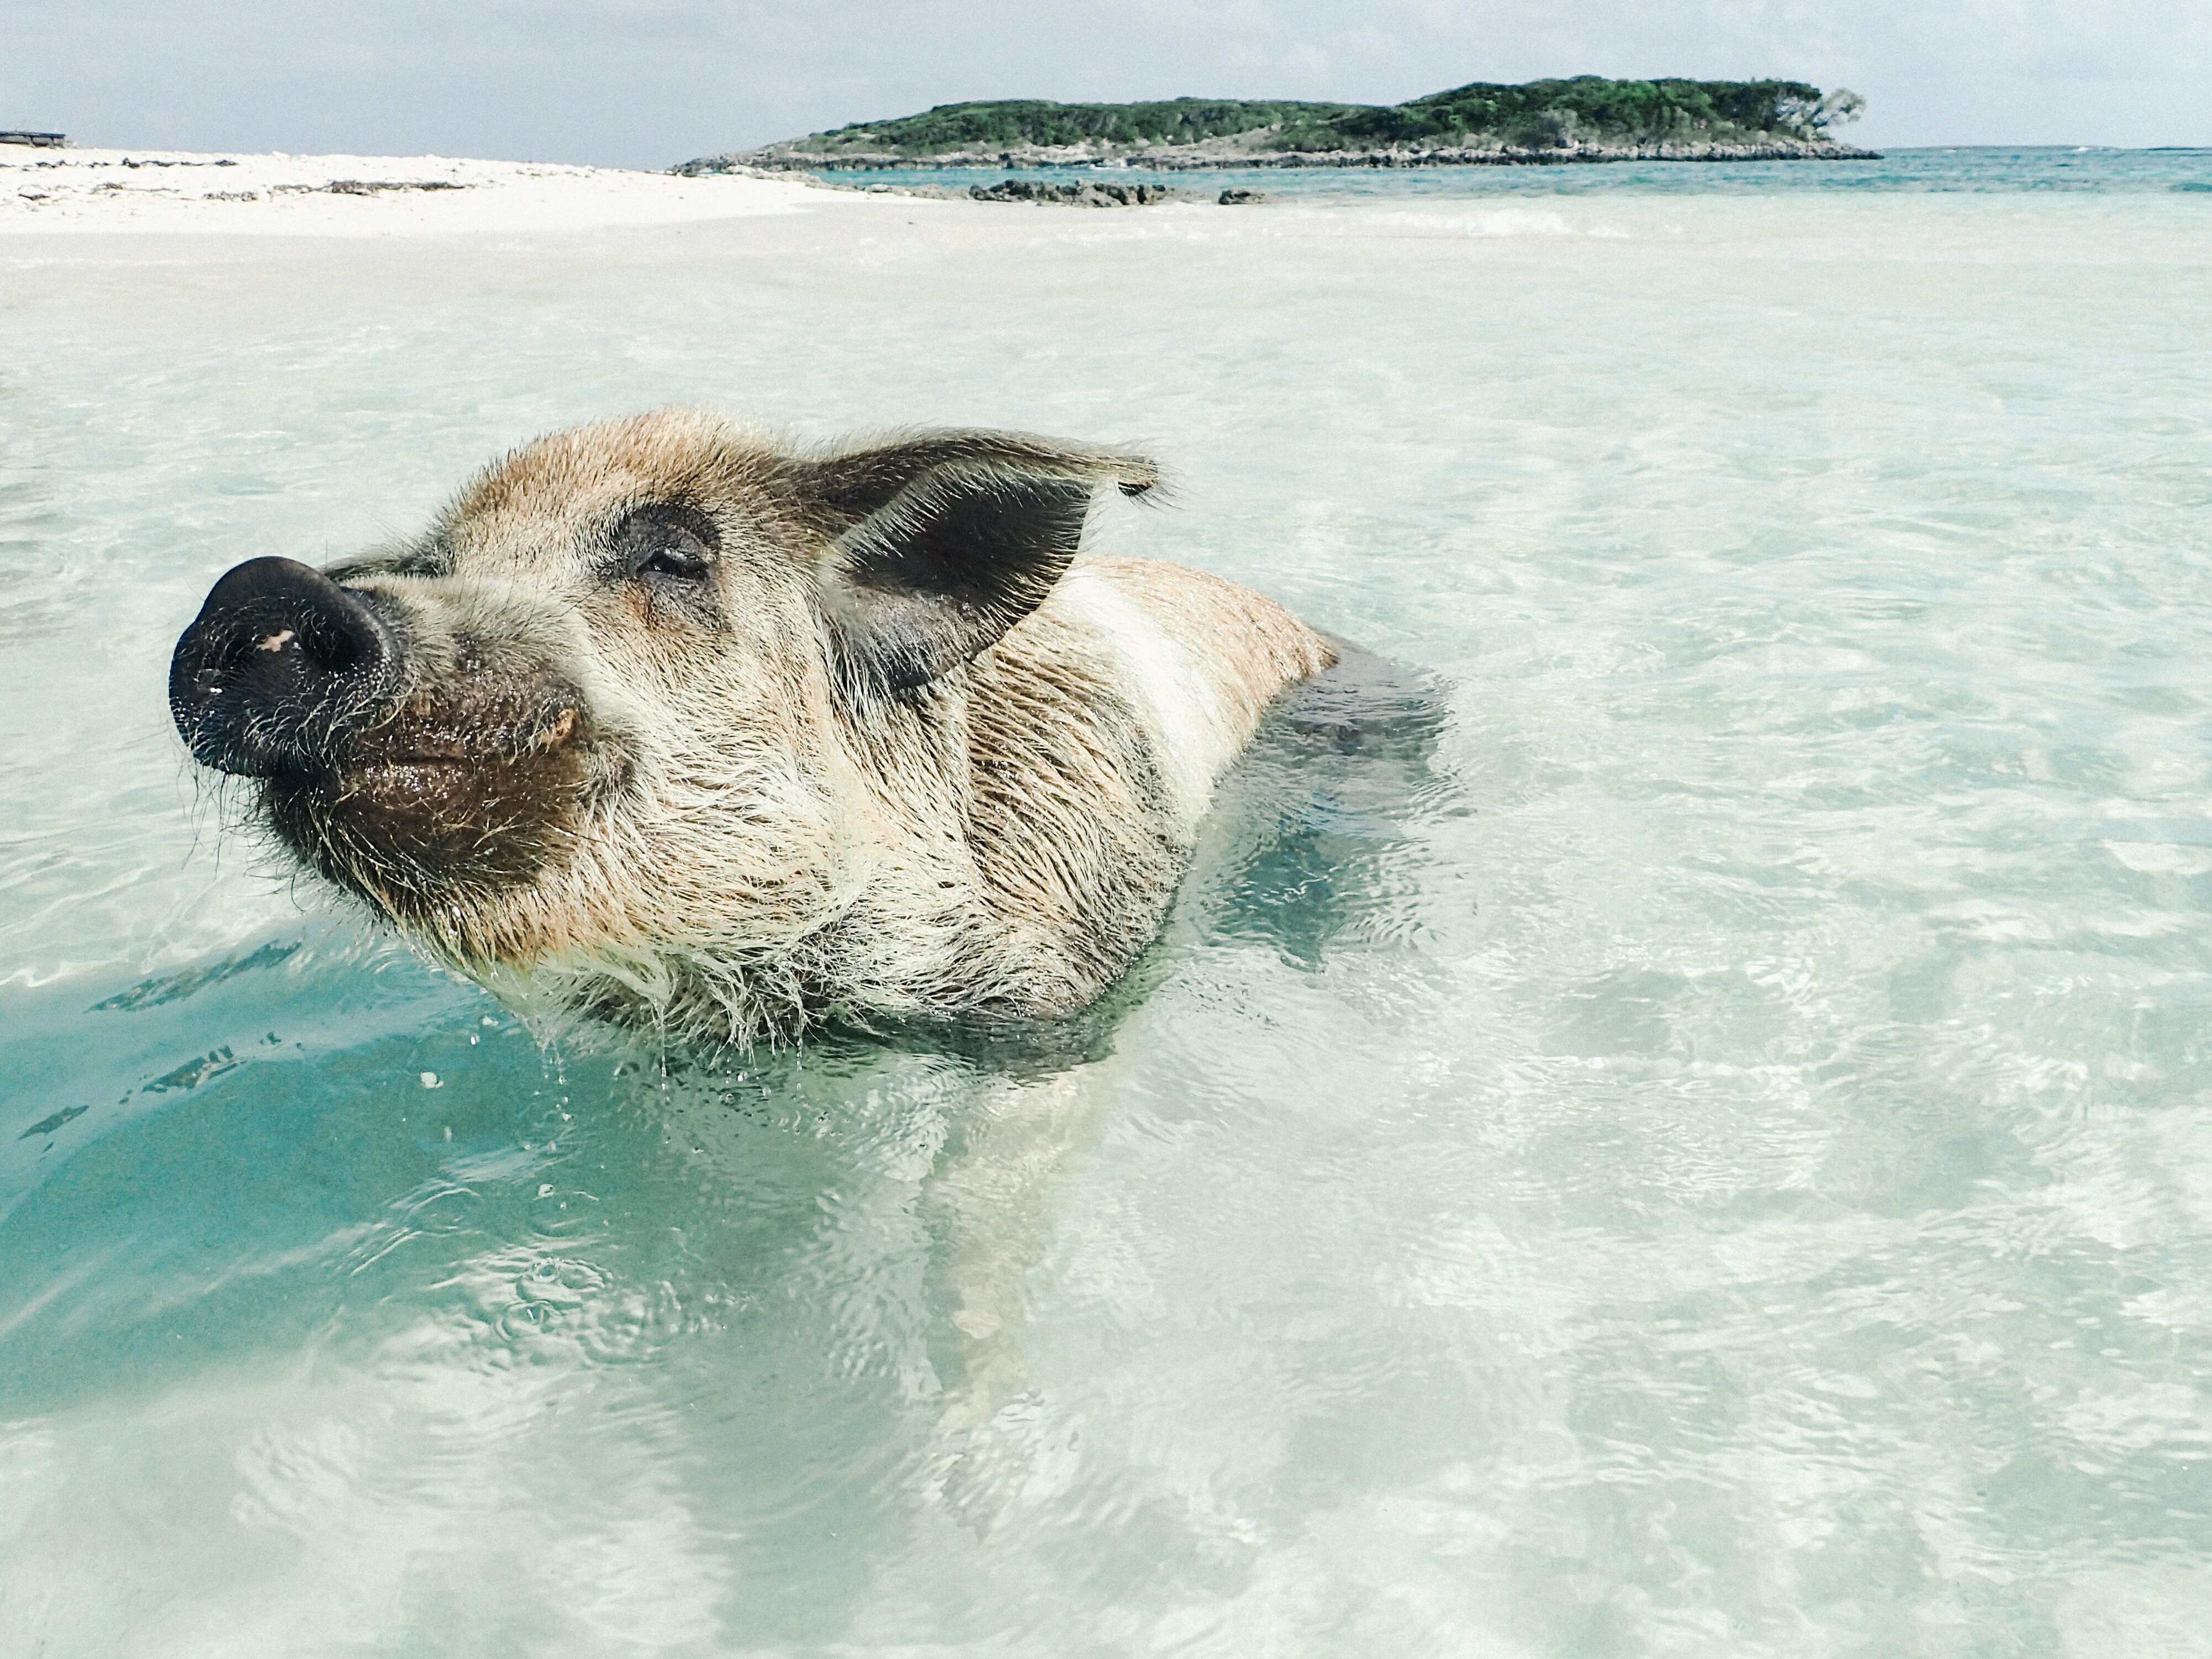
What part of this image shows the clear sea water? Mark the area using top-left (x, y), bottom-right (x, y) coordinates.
top-left (833, 143), bottom-right (2212, 199)
top-left (4, 148), bottom-right (2211, 1655)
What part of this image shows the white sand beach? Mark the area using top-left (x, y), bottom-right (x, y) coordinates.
top-left (0, 145), bottom-right (835, 235)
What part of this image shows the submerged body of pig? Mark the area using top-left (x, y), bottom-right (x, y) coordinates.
top-left (170, 410), bottom-right (1332, 1044)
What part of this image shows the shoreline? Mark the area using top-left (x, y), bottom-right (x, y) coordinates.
top-left (682, 138), bottom-right (1883, 176)
top-left (1, 146), bottom-right (831, 238)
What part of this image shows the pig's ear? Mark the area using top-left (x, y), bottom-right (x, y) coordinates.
top-left (789, 431), bottom-right (1160, 698)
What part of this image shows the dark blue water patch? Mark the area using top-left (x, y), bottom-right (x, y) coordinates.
top-left (0, 920), bottom-right (982, 1423)
top-left (819, 146), bottom-right (2212, 202)
top-left (0, 927), bottom-right (479, 1223)
top-left (8, 939), bottom-right (603, 1402)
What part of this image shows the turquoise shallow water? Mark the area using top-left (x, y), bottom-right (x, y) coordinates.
top-left (4, 152), bottom-right (2212, 1655)
top-left (834, 143), bottom-right (2212, 199)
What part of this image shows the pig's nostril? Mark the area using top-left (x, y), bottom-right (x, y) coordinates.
top-left (170, 556), bottom-right (404, 777)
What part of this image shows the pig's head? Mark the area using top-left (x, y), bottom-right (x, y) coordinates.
top-left (170, 408), bottom-right (1156, 1033)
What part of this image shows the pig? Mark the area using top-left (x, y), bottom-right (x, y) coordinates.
top-left (171, 409), bottom-right (1334, 1045)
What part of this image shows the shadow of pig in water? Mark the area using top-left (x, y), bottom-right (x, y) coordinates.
top-left (637, 641), bottom-right (1460, 1533)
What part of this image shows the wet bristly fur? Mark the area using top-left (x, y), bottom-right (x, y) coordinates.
top-left (218, 408), bottom-right (1335, 1046)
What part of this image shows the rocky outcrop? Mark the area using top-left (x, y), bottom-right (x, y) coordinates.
top-left (968, 178), bottom-right (1179, 207)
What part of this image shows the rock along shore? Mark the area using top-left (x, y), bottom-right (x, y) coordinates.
top-left (659, 163), bottom-right (1190, 209)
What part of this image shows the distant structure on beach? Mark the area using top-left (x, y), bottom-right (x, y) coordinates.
top-left (680, 77), bottom-right (1873, 175)
top-left (1, 131), bottom-right (68, 149)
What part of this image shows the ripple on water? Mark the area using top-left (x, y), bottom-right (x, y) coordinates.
top-left (7, 152), bottom-right (2212, 1652)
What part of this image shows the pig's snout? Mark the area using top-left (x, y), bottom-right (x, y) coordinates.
top-left (170, 556), bottom-right (404, 778)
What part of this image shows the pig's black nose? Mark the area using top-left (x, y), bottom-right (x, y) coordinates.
top-left (170, 556), bottom-right (404, 777)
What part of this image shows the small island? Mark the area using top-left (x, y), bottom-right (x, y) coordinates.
top-left (682, 77), bottom-right (1875, 175)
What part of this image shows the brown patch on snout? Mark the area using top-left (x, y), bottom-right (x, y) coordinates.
top-left (262, 665), bottom-right (601, 919)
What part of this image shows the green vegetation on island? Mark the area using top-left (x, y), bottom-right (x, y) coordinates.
top-left (788, 98), bottom-right (1369, 156)
top-left (1331, 78), bottom-right (1862, 149)
top-left (684, 77), bottom-right (1872, 172)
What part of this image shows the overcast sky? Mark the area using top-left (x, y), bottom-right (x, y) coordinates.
top-left (6, 1), bottom-right (2208, 167)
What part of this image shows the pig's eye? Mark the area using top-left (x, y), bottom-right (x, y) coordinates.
top-left (613, 508), bottom-right (716, 584)
top-left (638, 540), bottom-right (708, 580)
